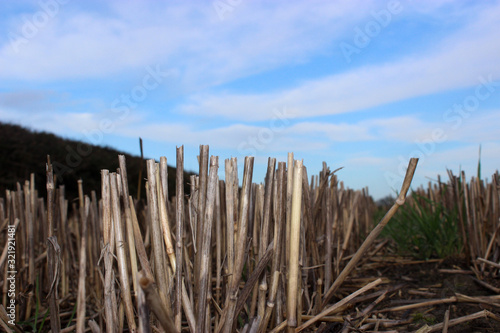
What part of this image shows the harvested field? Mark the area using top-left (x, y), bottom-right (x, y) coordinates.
top-left (0, 146), bottom-right (499, 332)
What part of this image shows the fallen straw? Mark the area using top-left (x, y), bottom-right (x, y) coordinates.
top-left (417, 310), bottom-right (500, 332)
top-left (442, 307), bottom-right (450, 333)
top-left (322, 158), bottom-right (419, 307)
top-left (297, 278), bottom-right (383, 331)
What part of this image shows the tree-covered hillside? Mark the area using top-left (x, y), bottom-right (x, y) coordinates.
top-left (0, 122), bottom-right (194, 200)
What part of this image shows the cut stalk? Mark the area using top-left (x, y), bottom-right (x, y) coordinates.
top-left (196, 155), bottom-right (219, 332)
top-left (146, 160), bottom-right (169, 308)
top-left (118, 155), bottom-right (139, 295)
top-left (287, 159), bottom-right (304, 332)
top-left (136, 271), bottom-right (151, 333)
top-left (23, 180), bottom-right (35, 321)
top-left (46, 158), bottom-right (61, 333)
top-left (259, 162), bottom-right (286, 332)
top-left (219, 156), bottom-right (254, 333)
top-left (224, 158), bottom-right (235, 287)
top-left (156, 165), bottom-right (176, 272)
top-left (101, 170), bottom-right (116, 333)
top-left (76, 180), bottom-right (88, 333)
top-left (215, 178), bottom-right (222, 329)
top-left (139, 272), bottom-right (178, 333)
top-left (258, 158), bottom-right (276, 319)
top-left (175, 146), bottom-right (184, 331)
top-left (195, 145), bottom-right (209, 301)
top-left (110, 173), bottom-right (136, 332)
top-left (324, 176), bottom-right (333, 292)
top-left (128, 196), bottom-right (154, 280)
top-left (286, 153), bottom-right (294, 264)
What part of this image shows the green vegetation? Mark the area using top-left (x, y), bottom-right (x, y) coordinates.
top-left (379, 147), bottom-right (491, 261)
top-left (381, 191), bottom-right (462, 260)
top-left (412, 312), bottom-right (437, 325)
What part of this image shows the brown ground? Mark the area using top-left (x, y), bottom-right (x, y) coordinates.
top-left (321, 255), bottom-right (500, 332)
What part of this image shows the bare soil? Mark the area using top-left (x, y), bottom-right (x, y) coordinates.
top-left (324, 255), bottom-right (500, 332)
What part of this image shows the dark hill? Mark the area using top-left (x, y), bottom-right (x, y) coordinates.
top-left (0, 122), bottom-right (194, 200)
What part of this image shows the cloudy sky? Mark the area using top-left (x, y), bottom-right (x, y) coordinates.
top-left (1, 0), bottom-right (499, 199)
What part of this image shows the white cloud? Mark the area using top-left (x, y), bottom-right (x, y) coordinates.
top-left (59, 110), bottom-right (498, 156)
top-left (0, 108), bottom-right (93, 134)
top-left (0, 0), bottom-right (498, 201)
top-left (287, 122), bottom-right (374, 142)
top-left (104, 119), bottom-right (371, 153)
top-left (345, 156), bottom-right (391, 167)
top-left (177, 2), bottom-right (500, 120)
top-left (0, 1), bottom-right (370, 83)
top-left (366, 110), bottom-right (500, 144)
top-left (410, 142), bottom-right (500, 182)
top-left (0, 91), bottom-right (50, 110)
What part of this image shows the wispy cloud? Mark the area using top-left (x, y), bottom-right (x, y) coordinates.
top-left (0, 1), bottom-right (369, 83)
top-left (178, 2), bottom-right (500, 120)
top-left (0, 0), bottom-right (498, 199)
top-left (0, 91), bottom-right (51, 110)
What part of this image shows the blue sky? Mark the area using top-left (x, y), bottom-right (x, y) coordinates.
top-left (0, 0), bottom-right (499, 199)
